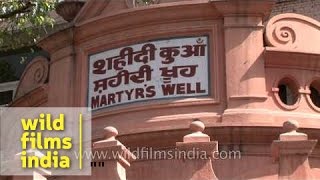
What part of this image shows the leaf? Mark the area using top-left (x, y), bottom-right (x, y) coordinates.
top-left (0, 0), bottom-right (59, 51)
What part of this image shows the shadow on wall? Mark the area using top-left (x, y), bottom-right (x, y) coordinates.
top-left (127, 157), bottom-right (215, 180)
top-left (310, 157), bottom-right (320, 176)
top-left (213, 156), bottom-right (278, 180)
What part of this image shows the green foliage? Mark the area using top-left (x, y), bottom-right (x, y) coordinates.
top-left (0, 0), bottom-right (59, 51)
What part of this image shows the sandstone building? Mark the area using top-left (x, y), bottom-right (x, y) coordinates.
top-left (1, 0), bottom-right (320, 179)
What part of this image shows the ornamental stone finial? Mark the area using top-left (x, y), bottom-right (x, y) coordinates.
top-left (93, 126), bottom-right (121, 149)
top-left (183, 119), bottom-right (210, 143)
top-left (104, 126), bottom-right (118, 140)
top-left (92, 125), bottom-right (136, 177)
top-left (190, 120), bottom-right (205, 133)
top-left (279, 120), bottom-right (307, 141)
top-left (271, 120), bottom-right (317, 179)
top-left (283, 120), bottom-right (299, 133)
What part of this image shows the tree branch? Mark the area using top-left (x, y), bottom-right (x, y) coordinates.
top-left (0, 1), bottom-right (34, 19)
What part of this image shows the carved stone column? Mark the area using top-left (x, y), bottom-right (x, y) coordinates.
top-left (92, 127), bottom-right (136, 180)
top-left (271, 120), bottom-right (318, 180)
top-left (176, 120), bottom-right (218, 180)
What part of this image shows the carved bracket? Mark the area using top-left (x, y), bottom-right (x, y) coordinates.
top-left (265, 13), bottom-right (320, 53)
top-left (15, 56), bottom-right (49, 99)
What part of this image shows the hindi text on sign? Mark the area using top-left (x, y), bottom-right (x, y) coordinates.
top-left (88, 36), bottom-right (209, 110)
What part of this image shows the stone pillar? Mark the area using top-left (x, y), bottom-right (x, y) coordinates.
top-left (271, 120), bottom-right (318, 180)
top-left (176, 120), bottom-right (218, 180)
top-left (92, 127), bottom-right (136, 180)
top-left (38, 28), bottom-right (75, 107)
top-left (213, 0), bottom-right (275, 109)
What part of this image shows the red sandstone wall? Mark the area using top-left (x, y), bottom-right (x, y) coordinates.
top-left (271, 0), bottom-right (320, 20)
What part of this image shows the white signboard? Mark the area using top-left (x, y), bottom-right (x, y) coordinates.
top-left (88, 36), bottom-right (209, 110)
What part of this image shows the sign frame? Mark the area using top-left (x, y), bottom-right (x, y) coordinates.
top-left (86, 34), bottom-right (219, 112)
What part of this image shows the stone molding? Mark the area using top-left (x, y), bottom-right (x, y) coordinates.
top-left (10, 85), bottom-right (48, 107)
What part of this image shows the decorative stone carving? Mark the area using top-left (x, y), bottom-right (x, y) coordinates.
top-left (93, 126), bottom-right (136, 165)
top-left (176, 119), bottom-right (218, 180)
top-left (305, 78), bottom-right (320, 113)
top-left (183, 119), bottom-right (210, 143)
top-left (92, 126), bottom-right (136, 180)
top-left (265, 13), bottom-right (320, 53)
top-left (271, 76), bottom-right (301, 111)
top-left (177, 119), bottom-right (218, 157)
top-left (56, 0), bottom-right (86, 22)
top-left (271, 120), bottom-right (318, 180)
top-left (15, 56), bottom-right (49, 99)
top-left (93, 126), bottom-right (122, 148)
top-left (126, 0), bottom-right (160, 8)
top-left (279, 120), bottom-right (308, 141)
